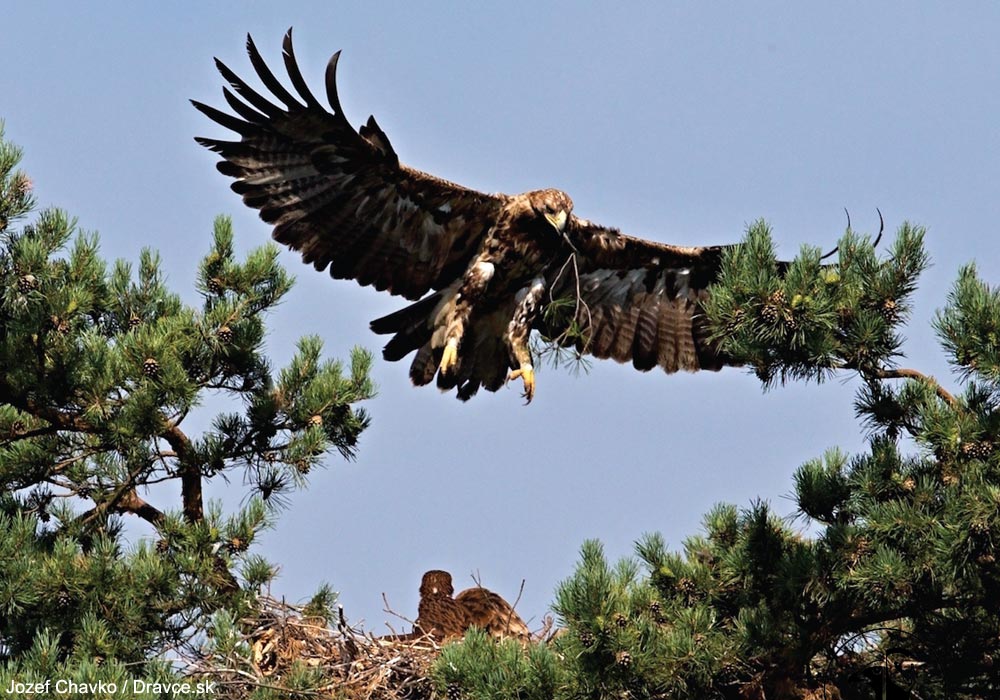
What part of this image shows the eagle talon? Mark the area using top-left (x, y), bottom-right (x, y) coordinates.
top-left (507, 365), bottom-right (535, 404)
top-left (439, 340), bottom-right (459, 376)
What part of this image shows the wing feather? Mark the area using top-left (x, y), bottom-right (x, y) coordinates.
top-left (246, 34), bottom-right (302, 110)
top-left (194, 29), bottom-right (506, 300)
top-left (542, 218), bottom-right (736, 374)
top-left (631, 293), bottom-right (660, 371)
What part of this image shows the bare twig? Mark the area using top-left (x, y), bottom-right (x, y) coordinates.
top-left (382, 592), bottom-right (418, 628)
top-left (821, 208), bottom-right (885, 262)
top-left (505, 578), bottom-right (527, 637)
top-left (819, 209), bottom-right (852, 262)
top-left (872, 208), bottom-right (885, 249)
top-left (540, 252), bottom-right (594, 368)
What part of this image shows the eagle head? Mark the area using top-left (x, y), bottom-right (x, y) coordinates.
top-left (420, 569), bottom-right (455, 597)
top-left (529, 188), bottom-right (573, 233)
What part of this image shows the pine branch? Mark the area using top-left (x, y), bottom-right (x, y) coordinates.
top-left (161, 423), bottom-right (203, 522)
top-left (76, 460), bottom-right (165, 527)
top-left (114, 489), bottom-right (166, 525)
top-left (863, 367), bottom-right (957, 408)
top-left (0, 382), bottom-right (99, 434)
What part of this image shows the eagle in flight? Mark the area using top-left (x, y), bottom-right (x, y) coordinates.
top-left (194, 31), bottom-right (735, 403)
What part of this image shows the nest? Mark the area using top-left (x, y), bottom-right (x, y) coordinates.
top-left (189, 595), bottom-right (447, 700)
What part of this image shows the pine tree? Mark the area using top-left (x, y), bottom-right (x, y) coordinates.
top-left (437, 221), bottom-right (1000, 699)
top-left (0, 126), bottom-right (375, 692)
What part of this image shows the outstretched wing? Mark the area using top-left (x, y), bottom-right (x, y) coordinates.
top-left (193, 30), bottom-right (506, 301)
top-left (540, 218), bottom-right (735, 373)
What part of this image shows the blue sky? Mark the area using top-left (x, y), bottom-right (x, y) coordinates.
top-left (4, 4), bottom-right (999, 632)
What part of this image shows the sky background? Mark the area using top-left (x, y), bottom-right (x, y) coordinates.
top-left (3, 4), bottom-right (999, 633)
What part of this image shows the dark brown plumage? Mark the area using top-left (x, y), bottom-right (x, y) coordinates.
top-left (415, 570), bottom-right (530, 641)
top-left (416, 570), bottom-right (470, 640)
top-left (455, 586), bottom-right (530, 641)
top-left (194, 30), bottom-right (736, 403)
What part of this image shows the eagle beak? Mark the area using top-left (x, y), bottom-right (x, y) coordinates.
top-left (545, 210), bottom-right (568, 232)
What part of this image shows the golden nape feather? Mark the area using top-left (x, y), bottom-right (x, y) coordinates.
top-left (195, 30), bottom-right (738, 404)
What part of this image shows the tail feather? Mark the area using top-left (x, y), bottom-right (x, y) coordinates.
top-left (370, 292), bottom-right (441, 335)
top-left (371, 292), bottom-right (443, 362)
top-left (409, 345), bottom-right (439, 386)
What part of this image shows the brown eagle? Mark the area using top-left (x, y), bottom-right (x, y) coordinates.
top-left (193, 31), bottom-right (734, 403)
top-left (416, 570), bottom-right (530, 641)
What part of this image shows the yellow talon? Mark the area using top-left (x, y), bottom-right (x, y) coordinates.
top-left (439, 340), bottom-right (459, 375)
top-left (507, 364), bottom-right (535, 404)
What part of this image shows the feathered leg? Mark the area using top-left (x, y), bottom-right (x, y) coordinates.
top-left (505, 277), bottom-right (546, 403)
top-left (440, 259), bottom-right (495, 376)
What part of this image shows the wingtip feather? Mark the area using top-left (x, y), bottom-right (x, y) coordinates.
top-left (325, 50), bottom-right (344, 115)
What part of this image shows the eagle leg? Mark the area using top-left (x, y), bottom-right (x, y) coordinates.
top-left (505, 277), bottom-right (546, 404)
top-left (439, 259), bottom-right (496, 378)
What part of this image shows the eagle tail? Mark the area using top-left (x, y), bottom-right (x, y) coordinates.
top-left (370, 293), bottom-right (443, 361)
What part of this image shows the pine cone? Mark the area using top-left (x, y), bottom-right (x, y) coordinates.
top-left (14, 173), bottom-right (32, 196)
top-left (207, 277), bottom-right (225, 295)
top-left (849, 537), bottom-right (871, 567)
top-left (142, 358), bottom-right (160, 377)
top-left (77, 486), bottom-right (92, 500)
top-left (769, 289), bottom-right (786, 305)
top-left (648, 600), bottom-right (664, 623)
top-left (880, 298), bottom-right (900, 322)
top-left (217, 325), bottom-right (234, 343)
top-left (11, 419), bottom-right (25, 434)
top-left (17, 274), bottom-right (39, 293)
top-left (128, 314), bottom-right (142, 330)
top-left (55, 589), bottom-right (72, 610)
top-left (614, 613), bottom-right (628, 629)
top-left (446, 683), bottom-right (463, 700)
top-left (726, 308), bottom-right (746, 332)
top-left (156, 539), bottom-right (170, 554)
top-left (718, 659), bottom-right (741, 683)
top-left (308, 414), bottom-right (324, 427)
top-left (578, 629), bottom-right (595, 648)
top-left (962, 441), bottom-right (993, 460)
top-left (677, 577), bottom-right (699, 601)
top-left (226, 537), bottom-right (248, 554)
top-left (760, 303), bottom-right (780, 324)
top-left (615, 650), bottom-right (632, 668)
